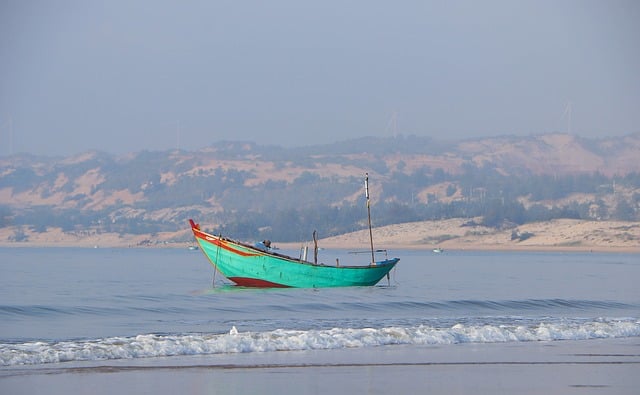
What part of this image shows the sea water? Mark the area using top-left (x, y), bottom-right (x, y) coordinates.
top-left (0, 247), bottom-right (638, 366)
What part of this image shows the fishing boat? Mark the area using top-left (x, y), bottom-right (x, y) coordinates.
top-left (188, 174), bottom-right (399, 288)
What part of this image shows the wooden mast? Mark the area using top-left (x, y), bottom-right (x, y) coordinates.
top-left (365, 173), bottom-right (375, 265)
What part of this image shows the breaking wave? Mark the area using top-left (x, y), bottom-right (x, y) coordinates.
top-left (2, 318), bottom-right (639, 366)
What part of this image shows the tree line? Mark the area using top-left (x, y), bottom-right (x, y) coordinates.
top-left (2, 157), bottom-right (639, 242)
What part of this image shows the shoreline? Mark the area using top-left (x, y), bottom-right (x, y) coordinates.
top-left (0, 241), bottom-right (637, 254)
top-left (0, 218), bottom-right (638, 253)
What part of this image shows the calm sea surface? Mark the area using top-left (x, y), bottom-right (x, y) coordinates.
top-left (1, 247), bottom-right (639, 366)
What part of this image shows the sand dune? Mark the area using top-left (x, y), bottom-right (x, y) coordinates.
top-left (312, 219), bottom-right (640, 253)
top-left (1, 219), bottom-right (638, 252)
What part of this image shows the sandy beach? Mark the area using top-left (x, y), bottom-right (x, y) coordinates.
top-left (1, 219), bottom-right (639, 253)
top-left (2, 337), bottom-right (638, 394)
top-left (298, 218), bottom-right (640, 253)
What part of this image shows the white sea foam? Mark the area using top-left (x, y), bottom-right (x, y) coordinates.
top-left (1, 319), bottom-right (639, 366)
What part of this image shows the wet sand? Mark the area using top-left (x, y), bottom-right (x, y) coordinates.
top-left (2, 338), bottom-right (638, 394)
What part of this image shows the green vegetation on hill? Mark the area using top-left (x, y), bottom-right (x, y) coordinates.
top-left (1, 135), bottom-right (639, 242)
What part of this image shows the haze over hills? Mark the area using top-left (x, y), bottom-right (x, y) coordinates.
top-left (1, 133), bottom-right (639, 247)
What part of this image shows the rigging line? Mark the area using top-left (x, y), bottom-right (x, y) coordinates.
top-left (213, 234), bottom-right (221, 287)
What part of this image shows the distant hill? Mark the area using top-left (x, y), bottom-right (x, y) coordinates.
top-left (1, 133), bottom-right (639, 244)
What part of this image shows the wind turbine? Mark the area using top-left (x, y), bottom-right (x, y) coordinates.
top-left (561, 101), bottom-right (572, 134)
top-left (176, 120), bottom-right (181, 151)
top-left (386, 110), bottom-right (398, 138)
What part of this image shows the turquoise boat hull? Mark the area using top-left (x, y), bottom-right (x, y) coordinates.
top-left (190, 220), bottom-right (399, 288)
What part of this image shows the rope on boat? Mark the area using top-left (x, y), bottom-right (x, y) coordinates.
top-left (212, 234), bottom-right (221, 287)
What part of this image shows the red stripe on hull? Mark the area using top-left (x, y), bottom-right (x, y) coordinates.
top-left (229, 277), bottom-right (290, 288)
top-left (193, 232), bottom-right (259, 257)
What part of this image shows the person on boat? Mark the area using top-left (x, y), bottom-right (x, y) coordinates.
top-left (254, 239), bottom-right (272, 251)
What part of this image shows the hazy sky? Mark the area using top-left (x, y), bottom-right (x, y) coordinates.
top-left (1, 0), bottom-right (639, 156)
